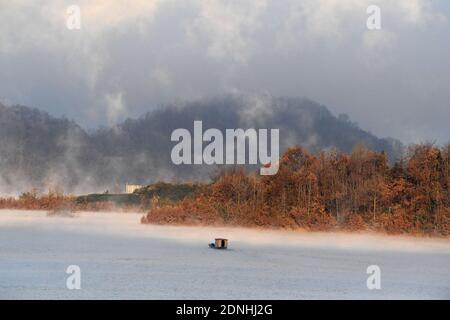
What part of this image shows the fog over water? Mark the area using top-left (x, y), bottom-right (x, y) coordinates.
top-left (1, 210), bottom-right (449, 299)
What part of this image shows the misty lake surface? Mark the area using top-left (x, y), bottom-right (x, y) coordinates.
top-left (0, 210), bottom-right (449, 299)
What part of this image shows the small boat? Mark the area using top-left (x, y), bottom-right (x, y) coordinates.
top-left (209, 238), bottom-right (228, 249)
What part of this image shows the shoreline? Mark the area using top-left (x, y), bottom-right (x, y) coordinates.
top-left (1, 207), bottom-right (449, 241)
top-left (1, 209), bottom-right (449, 250)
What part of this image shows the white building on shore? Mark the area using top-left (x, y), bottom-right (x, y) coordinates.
top-left (125, 183), bottom-right (143, 194)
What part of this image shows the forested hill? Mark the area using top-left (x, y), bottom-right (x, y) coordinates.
top-left (0, 95), bottom-right (403, 194)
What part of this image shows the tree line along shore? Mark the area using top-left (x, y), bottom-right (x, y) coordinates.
top-left (1, 143), bottom-right (449, 236)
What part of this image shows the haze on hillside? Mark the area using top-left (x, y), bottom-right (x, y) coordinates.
top-left (0, 96), bottom-right (402, 194)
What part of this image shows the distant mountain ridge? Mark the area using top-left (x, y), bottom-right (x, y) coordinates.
top-left (0, 95), bottom-right (403, 195)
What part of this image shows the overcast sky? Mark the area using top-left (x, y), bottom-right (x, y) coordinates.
top-left (0, 0), bottom-right (449, 144)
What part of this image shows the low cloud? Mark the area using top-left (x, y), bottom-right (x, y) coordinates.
top-left (0, 0), bottom-right (449, 143)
